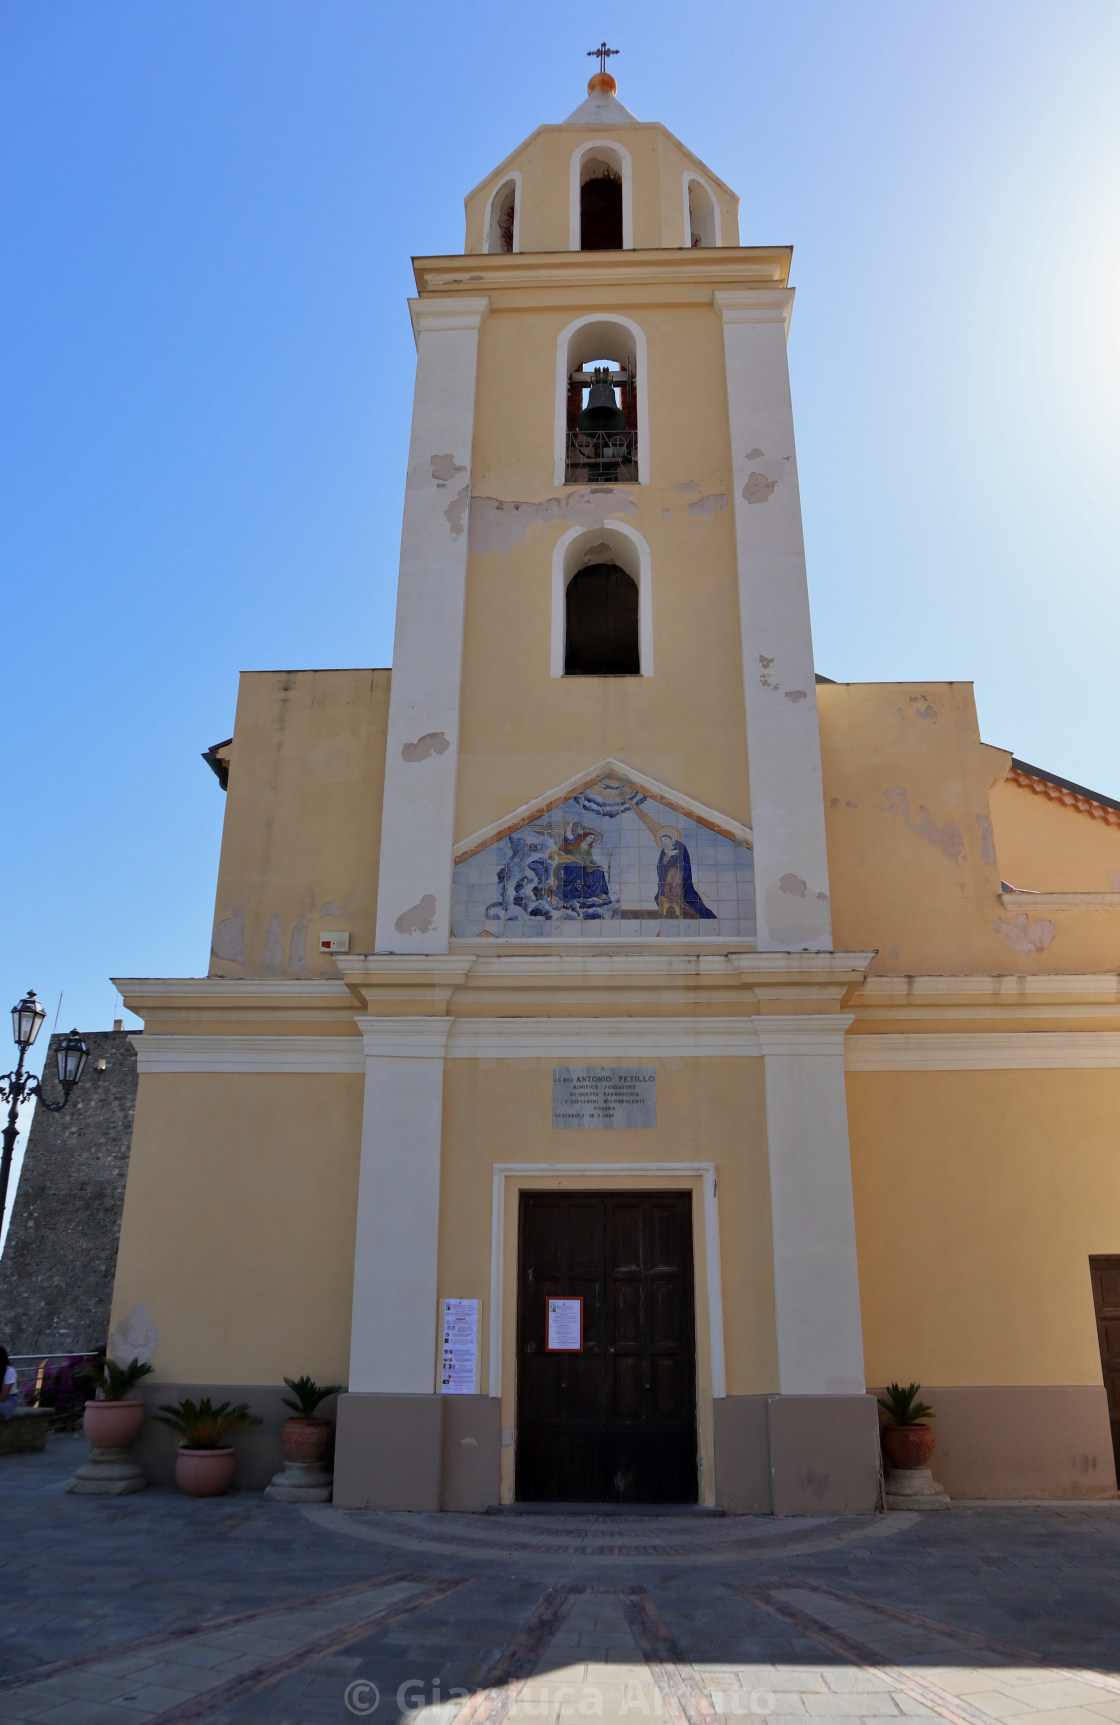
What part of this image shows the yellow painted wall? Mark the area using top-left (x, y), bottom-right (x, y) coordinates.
top-left (437, 1056), bottom-right (777, 1403)
top-left (209, 668), bottom-right (390, 979)
top-left (848, 1068), bottom-right (1120, 1386)
top-left (819, 680), bottom-right (1120, 975)
top-left (464, 121), bottom-right (740, 255)
top-left (457, 296), bottom-right (749, 838)
top-left (111, 1072), bottom-right (363, 1384)
top-left (989, 777), bottom-right (1120, 892)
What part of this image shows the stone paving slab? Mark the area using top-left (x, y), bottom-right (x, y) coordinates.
top-left (3, 1438), bottom-right (1120, 1724)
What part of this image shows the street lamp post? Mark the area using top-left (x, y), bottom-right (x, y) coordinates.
top-left (0, 991), bottom-right (89, 1230)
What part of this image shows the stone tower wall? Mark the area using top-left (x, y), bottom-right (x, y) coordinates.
top-left (0, 1028), bottom-right (139, 1356)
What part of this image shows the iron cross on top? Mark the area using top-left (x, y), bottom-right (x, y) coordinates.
top-left (587, 42), bottom-right (619, 74)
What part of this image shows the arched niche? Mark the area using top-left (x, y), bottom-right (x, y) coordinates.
top-left (683, 173), bottom-right (721, 248)
top-left (554, 314), bottom-right (650, 486)
top-left (551, 522), bottom-right (654, 678)
top-left (484, 173), bottom-right (520, 254)
top-left (569, 140), bottom-right (633, 252)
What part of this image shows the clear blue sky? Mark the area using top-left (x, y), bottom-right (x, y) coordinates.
top-left (3, 0), bottom-right (1119, 1051)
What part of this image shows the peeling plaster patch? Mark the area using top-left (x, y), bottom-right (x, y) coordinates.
top-left (994, 914), bottom-right (1056, 955)
top-left (830, 797), bottom-right (840, 810)
top-left (402, 731), bottom-right (451, 763)
top-left (289, 919), bottom-right (307, 971)
top-left (744, 447), bottom-right (765, 460)
top-left (758, 654), bottom-right (775, 668)
top-left (395, 894), bottom-right (437, 935)
top-left (211, 908), bottom-right (246, 966)
top-left (469, 489), bottom-right (637, 557)
top-left (676, 480), bottom-right (699, 493)
top-left (660, 509), bottom-right (672, 519)
top-left (744, 472), bottom-right (777, 504)
top-left (779, 872), bottom-right (807, 898)
top-left (816, 891), bottom-right (829, 903)
top-left (784, 689), bottom-right (808, 703)
top-left (445, 484), bottom-right (470, 538)
top-left (889, 948), bottom-right (900, 960)
top-left (846, 801), bottom-right (858, 809)
top-left (688, 492), bottom-right (727, 517)
top-left (976, 814), bottom-right (997, 867)
top-left (261, 914), bottom-right (283, 973)
top-left (909, 694), bottom-right (938, 722)
top-left (320, 901), bottom-right (345, 918)
top-left (882, 788), bottom-right (965, 865)
top-left (430, 454), bottom-right (466, 487)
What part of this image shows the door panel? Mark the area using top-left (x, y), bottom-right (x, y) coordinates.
top-left (1089, 1255), bottom-right (1120, 1481)
top-left (516, 1191), bottom-right (698, 1503)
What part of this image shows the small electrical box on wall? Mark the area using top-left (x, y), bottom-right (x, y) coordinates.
top-left (319, 932), bottom-right (350, 953)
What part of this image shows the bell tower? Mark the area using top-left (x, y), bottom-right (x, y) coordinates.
top-left (373, 61), bottom-right (834, 957)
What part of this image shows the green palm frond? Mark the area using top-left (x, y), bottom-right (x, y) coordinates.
top-left (876, 1381), bottom-right (935, 1425)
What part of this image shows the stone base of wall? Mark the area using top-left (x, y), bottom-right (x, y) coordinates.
top-left (713, 1394), bottom-right (882, 1515)
top-left (912, 1385), bottom-right (1117, 1500)
top-left (130, 1383), bottom-right (338, 1491)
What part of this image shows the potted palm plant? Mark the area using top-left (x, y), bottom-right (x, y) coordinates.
top-left (83, 1355), bottom-right (154, 1450)
top-left (156, 1397), bottom-right (261, 1497)
top-left (877, 1381), bottom-right (936, 1470)
top-left (279, 1376), bottom-right (343, 1465)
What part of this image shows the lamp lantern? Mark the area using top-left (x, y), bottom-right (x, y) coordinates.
top-left (11, 991), bottom-right (46, 1052)
top-left (55, 1030), bottom-right (89, 1091)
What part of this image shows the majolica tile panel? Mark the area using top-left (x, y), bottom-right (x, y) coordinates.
top-left (451, 773), bottom-right (755, 940)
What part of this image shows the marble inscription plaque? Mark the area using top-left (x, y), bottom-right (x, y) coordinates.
top-left (552, 1066), bottom-right (657, 1129)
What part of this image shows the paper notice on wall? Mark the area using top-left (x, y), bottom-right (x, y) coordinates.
top-left (440, 1298), bottom-right (480, 1394)
top-left (546, 1297), bottom-right (583, 1352)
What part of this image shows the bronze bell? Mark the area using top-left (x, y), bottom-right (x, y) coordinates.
top-left (577, 369), bottom-right (627, 433)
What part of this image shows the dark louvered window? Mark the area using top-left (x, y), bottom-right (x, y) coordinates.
top-left (564, 564), bottom-right (640, 676)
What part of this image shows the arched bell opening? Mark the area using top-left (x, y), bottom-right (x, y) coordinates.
top-left (562, 319), bottom-right (638, 486)
top-left (685, 176), bottom-right (719, 248)
top-left (580, 152), bottom-right (624, 250)
top-left (564, 563), bottom-right (640, 676)
top-left (485, 176), bottom-right (518, 254)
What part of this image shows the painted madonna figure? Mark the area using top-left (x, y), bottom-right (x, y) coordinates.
top-left (623, 788), bottom-right (716, 919)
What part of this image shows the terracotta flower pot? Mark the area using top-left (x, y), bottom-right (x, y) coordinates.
top-left (175, 1445), bottom-right (237, 1497)
top-left (880, 1421), bottom-right (935, 1471)
top-left (281, 1416), bottom-right (332, 1465)
top-left (84, 1398), bottom-right (145, 1449)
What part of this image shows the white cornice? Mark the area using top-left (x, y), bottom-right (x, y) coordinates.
top-left (408, 297), bottom-right (490, 339)
top-left (132, 1036), bottom-right (364, 1075)
top-left (714, 288), bottom-right (794, 335)
top-left (845, 1032), bottom-right (1120, 1071)
top-left (112, 978), bottom-right (353, 998)
top-left (356, 1017), bottom-right (455, 1060)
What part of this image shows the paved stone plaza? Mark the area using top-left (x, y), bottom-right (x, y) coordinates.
top-left (2, 1435), bottom-right (1119, 1725)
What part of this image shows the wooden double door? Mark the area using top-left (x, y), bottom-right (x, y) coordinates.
top-left (1089, 1256), bottom-right (1120, 1479)
top-left (516, 1191), bottom-right (698, 1504)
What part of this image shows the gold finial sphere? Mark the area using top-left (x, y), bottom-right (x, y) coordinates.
top-left (587, 70), bottom-right (617, 96)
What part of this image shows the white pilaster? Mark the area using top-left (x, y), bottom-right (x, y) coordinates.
top-left (716, 289), bottom-right (832, 952)
top-left (755, 1016), bottom-right (866, 1395)
top-left (348, 1016), bottom-right (452, 1392)
top-left (375, 296), bottom-right (490, 955)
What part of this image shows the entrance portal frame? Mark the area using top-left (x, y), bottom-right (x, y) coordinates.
top-left (490, 1163), bottom-right (724, 1507)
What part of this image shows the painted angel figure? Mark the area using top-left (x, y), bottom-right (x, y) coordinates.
top-left (549, 817), bottom-right (614, 915)
top-left (622, 789), bottom-right (715, 920)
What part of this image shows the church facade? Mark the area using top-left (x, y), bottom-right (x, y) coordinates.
top-left (112, 71), bottom-right (1120, 1512)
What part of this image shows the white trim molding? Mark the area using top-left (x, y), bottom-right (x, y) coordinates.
top-left (356, 1016), bottom-right (455, 1060)
top-left (482, 170), bottom-right (521, 255)
top-left (554, 311), bottom-right (650, 486)
top-left (550, 521), bottom-right (654, 678)
top-left (682, 172), bottom-right (722, 248)
top-left (375, 293), bottom-right (489, 956)
top-left (845, 1032), bottom-right (1120, 1071)
top-left (488, 1161), bottom-right (725, 1401)
top-left (132, 1035), bottom-right (364, 1075)
top-left (569, 138), bottom-right (634, 252)
top-left (999, 891), bottom-right (1120, 913)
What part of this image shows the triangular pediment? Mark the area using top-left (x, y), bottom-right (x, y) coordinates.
top-left (451, 761), bottom-right (755, 942)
